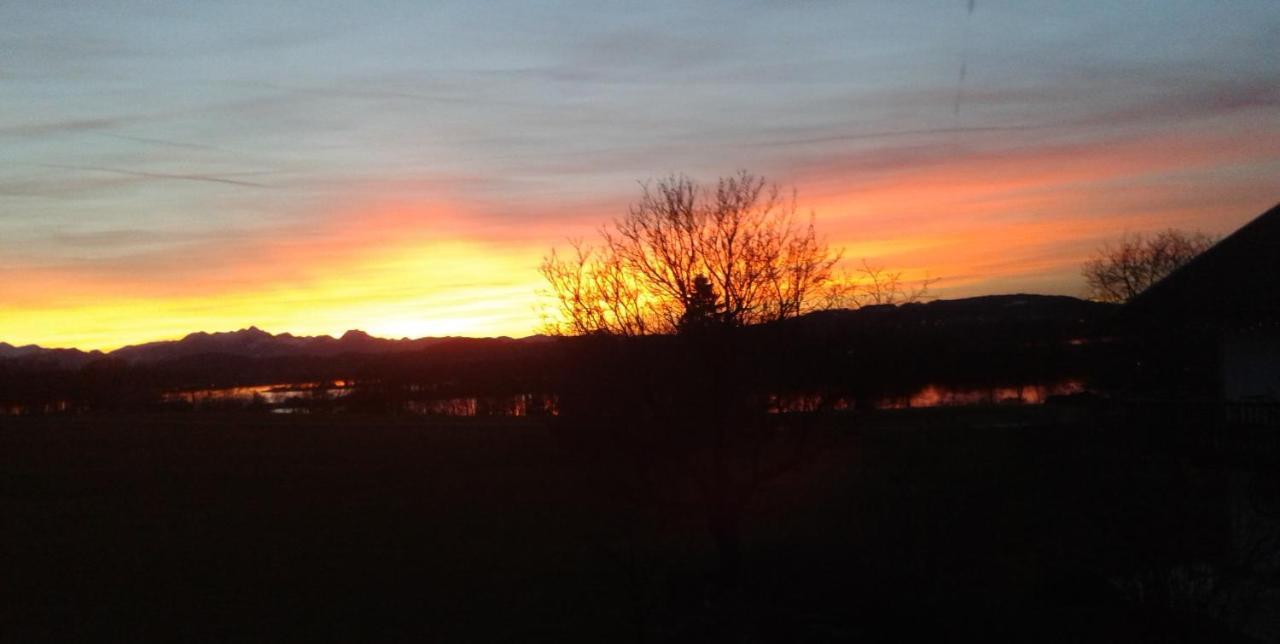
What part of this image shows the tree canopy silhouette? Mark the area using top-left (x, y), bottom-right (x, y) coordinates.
top-left (540, 172), bottom-right (865, 590)
top-left (540, 171), bottom-right (843, 335)
top-left (1083, 229), bottom-right (1216, 304)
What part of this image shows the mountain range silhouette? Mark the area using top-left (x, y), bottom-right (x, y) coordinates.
top-left (0, 294), bottom-right (1109, 372)
top-left (0, 328), bottom-right (549, 370)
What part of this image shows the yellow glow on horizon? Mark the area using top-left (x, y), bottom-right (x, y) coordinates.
top-left (4, 125), bottom-right (1275, 352)
top-left (0, 237), bottom-right (549, 352)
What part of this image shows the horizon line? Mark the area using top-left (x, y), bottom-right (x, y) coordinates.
top-left (0, 291), bottom-right (1099, 354)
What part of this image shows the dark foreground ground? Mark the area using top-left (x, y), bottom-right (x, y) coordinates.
top-left (0, 408), bottom-right (1268, 642)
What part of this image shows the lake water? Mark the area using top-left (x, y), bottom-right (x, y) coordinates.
top-left (1, 380), bottom-right (1087, 416)
top-left (770, 380), bottom-right (1086, 413)
top-left (160, 382), bottom-right (354, 407)
top-left (881, 380), bottom-right (1086, 409)
top-left (167, 380), bottom-right (1087, 416)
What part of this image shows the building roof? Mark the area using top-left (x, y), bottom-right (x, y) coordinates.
top-left (1124, 202), bottom-right (1280, 329)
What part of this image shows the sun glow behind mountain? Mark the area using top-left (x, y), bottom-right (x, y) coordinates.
top-left (1, 201), bottom-right (551, 351)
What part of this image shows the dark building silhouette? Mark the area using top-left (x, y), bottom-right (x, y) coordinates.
top-left (1115, 203), bottom-right (1280, 640)
top-left (1121, 202), bottom-right (1280, 405)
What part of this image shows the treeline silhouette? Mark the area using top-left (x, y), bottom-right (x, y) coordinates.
top-left (0, 295), bottom-right (1117, 415)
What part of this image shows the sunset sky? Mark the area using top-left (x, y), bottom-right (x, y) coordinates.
top-left (2, 1), bottom-right (1278, 350)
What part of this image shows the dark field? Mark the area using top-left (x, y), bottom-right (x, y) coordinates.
top-left (0, 409), bottom-right (1249, 642)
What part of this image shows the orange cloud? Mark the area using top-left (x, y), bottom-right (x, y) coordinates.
top-left (2, 125), bottom-right (1276, 351)
top-left (801, 126), bottom-right (1280, 295)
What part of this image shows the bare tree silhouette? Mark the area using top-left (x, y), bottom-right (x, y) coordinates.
top-left (541, 172), bottom-right (865, 597)
top-left (540, 171), bottom-right (843, 335)
top-left (1083, 229), bottom-right (1217, 304)
top-left (844, 260), bottom-right (938, 308)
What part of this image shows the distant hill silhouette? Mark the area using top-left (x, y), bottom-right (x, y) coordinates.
top-left (1, 295), bottom-right (1108, 370)
top-left (0, 342), bottom-right (103, 370)
top-left (789, 294), bottom-right (1113, 331)
top-left (0, 295), bottom-right (1112, 370)
top-left (107, 327), bottom-right (458, 364)
top-left (0, 328), bottom-right (556, 370)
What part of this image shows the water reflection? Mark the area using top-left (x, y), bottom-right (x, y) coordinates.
top-left (770, 380), bottom-right (1087, 413)
top-left (884, 380), bottom-right (1086, 409)
top-left (0, 400), bottom-right (73, 416)
top-left (161, 383), bottom-right (558, 417)
top-left (405, 394), bottom-right (558, 417)
top-left (161, 382), bottom-right (353, 408)
top-left (767, 394), bottom-right (852, 414)
top-left (1, 381), bottom-right (1085, 417)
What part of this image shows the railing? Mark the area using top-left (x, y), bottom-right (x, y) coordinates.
top-left (1110, 399), bottom-right (1280, 467)
top-left (1225, 402), bottom-right (1280, 427)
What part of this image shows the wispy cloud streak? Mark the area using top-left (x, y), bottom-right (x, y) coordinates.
top-left (37, 165), bottom-right (269, 188)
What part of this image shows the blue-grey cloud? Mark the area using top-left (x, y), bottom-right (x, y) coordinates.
top-left (37, 164), bottom-right (269, 188)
